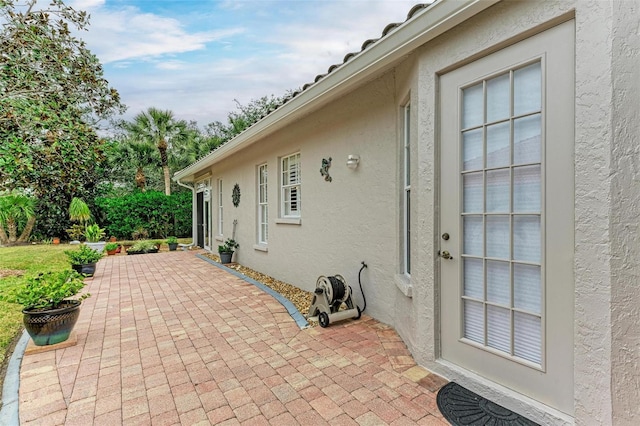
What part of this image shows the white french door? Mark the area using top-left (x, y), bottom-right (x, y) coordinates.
top-left (439, 21), bottom-right (574, 415)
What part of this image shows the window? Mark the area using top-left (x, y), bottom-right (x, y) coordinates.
top-left (217, 179), bottom-right (223, 236)
top-left (281, 153), bottom-right (301, 218)
top-left (258, 164), bottom-right (268, 244)
top-left (460, 62), bottom-right (543, 364)
top-left (403, 104), bottom-right (411, 275)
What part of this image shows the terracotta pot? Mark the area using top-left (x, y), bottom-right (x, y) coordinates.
top-left (109, 236), bottom-right (117, 242)
top-left (53, 237), bottom-right (60, 245)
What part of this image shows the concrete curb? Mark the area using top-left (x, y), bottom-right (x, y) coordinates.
top-left (0, 330), bottom-right (29, 426)
top-left (196, 254), bottom-right (310, 329)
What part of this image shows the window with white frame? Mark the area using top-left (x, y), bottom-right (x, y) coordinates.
top-left (403, 103), bottom-right (411, 275)
top-left (258, 164), bottom-right (268, 244)
top-left (217, 179), bottom-right (223, 236)
top-left (281, 153), bottom-right (301, 218)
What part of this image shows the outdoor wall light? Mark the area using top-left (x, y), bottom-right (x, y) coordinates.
top-left (347, 154), bottom-right (360, 169)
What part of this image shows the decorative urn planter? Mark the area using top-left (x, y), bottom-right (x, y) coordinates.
top-left (71, 262), bottom-right (96, 276)
top-left (85, 241), bottom-right (106, 253)
top-left (23, 300), bottom-right (81, 346)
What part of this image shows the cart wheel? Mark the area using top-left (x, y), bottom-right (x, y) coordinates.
top-left (318, 312), bottom-right (330, 328)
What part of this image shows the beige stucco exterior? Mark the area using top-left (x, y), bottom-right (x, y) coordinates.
top-left (175, 1), bottom-right (640, 424)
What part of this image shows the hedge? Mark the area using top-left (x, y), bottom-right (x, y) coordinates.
top-left (95, 190), bottom-right (191, 239)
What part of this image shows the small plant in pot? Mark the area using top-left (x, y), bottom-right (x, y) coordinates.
top-left (84, 223), bottom-right (106, 252)
top-left (105, 242), bottom-right (119, 256)
top-left (0, 270), bottom-right (91, 346)
top-left (65, 245), bottom-right (104, 276)
top-left (166, 236), bottom-right (179, 251)
top-left (218, 238), bottom-right (239, 264)
top-left (127, 240), bottom-right (159, 255)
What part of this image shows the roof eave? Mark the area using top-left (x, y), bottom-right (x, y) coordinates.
top-left (173, 0), bottom-right (500, 183)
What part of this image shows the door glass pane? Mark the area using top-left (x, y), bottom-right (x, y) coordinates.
top-left (463, 83), bottom-right (483, 128)
top-left (486, 215), bottom-right (509, 259)
top-left (514, 114), bottom-right (541, 164)
top-left (513, 165), bottom-right (541, 212)
top-left (463, 173), bottom-right (483, 212)
top-left (487, 305), bottom-right (511, 353)
top-left (464, 216), bottom-right (483, 256)
top-left (514, 263), bottom-right (541, 314)
top-left (487, 260), bottom-right (510, 306)
top-left (464, 258), bottom-right (484, 299)
top-left (514, 63), bottom-right (541, 116)
top-left (486, 122), bottom-right (510, 168)
top-left (486, 169), bottom-right (510, 213)
top-left (464, 300), bottom-right (484, 344)
top-left (514, 312), bottom-right (541, 364)
top-left (486, 73), bottom-right (510, 122)
top-left (514, 216), bottom-right (540, 262)
top-left (463, 129), bottom-right (483, 170)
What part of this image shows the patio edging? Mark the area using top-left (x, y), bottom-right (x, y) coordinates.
top-left (196, 254), bottom-right (310, 329)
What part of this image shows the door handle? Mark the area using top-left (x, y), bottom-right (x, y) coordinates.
top-left (438, 250), bottom-right (454, 260)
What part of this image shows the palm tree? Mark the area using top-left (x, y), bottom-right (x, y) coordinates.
top-left (126, 108), bottom-right (187, 196)
top-left (0, 191), bottom-right (36, 245)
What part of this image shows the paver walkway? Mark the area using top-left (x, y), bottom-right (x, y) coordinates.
top-left (18, 251), bottom-right (448, 425)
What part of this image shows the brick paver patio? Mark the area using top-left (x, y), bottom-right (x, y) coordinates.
top-left (18, 251), bottom-right (448, 425)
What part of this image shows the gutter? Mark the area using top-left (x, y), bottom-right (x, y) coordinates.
top-left (173, 0), bottom-right (500, 182)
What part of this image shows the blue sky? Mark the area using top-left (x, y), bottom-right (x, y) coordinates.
top-left (70, 0), bottom-right (419, 126)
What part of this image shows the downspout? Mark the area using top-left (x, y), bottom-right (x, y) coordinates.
top-left (176, 178), bottom-right (196, 249)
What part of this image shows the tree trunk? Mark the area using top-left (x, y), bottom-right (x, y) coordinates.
top-left (7, 218), bottom-right (17, 243)
top-left (135, 167), bottom-right (146, 192)
top-left (17, 216), bottom-right (36, 243)
top-left (0, 225), bottom-right (8, 245)
top-left (158, 140), bottom-right (171, 196)
top-left (163, 165), bottom-right (171, 196)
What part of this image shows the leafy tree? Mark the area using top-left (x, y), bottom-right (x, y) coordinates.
top-left (204, 95), bottom-right (285, 143)
top-left (0, 191), bottom-right (36, 245)
top-left (0, 0), bottom-right (125, 238)
top-left (125, 108), bottom-right (188, 196)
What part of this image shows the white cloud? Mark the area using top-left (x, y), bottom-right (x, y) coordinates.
top-left (86, 0), bottom-right (427, 125)
top-left (80, 5), bottom-right (244, 64)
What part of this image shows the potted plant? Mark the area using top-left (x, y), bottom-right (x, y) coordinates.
top-left (167, 236), bottom-right (179, 251)
top-left (0, 270), bottom-right (90, 346)
top-left (105, 242), bottom-right (119, 256)
top-left (65, 245), bottom-right (104, 276)
top-left (218, 238), bottom-right (239, 264)
top-left (84, 223), bottom-right (106, 252)
top-left (126, 240), bottom-right (158, 255)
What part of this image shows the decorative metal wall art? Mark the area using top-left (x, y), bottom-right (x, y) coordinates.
top-left (232, 183), bottom-right (241, 207)
top-left (320, 157), bottom-right (332, 182)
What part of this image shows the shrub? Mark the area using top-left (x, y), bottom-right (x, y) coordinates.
top-left (0, 270), bottom-right (90, 310)
top-left (65, 245), bottom-right (104, 265)
top-left (95, 190), bottom-right (191, 239)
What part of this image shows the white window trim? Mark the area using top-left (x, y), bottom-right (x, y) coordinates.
top-left (280, 152), bottom-right (301, 219)
top-left (257, 163), bottom-right (268, 246)
top-left (402, 103), bottom-right (411, 276)
top-left (217, 179), bottom-right (223, 237)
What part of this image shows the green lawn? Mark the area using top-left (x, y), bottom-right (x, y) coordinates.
top-left (0, 244), bottom-right (71, 365)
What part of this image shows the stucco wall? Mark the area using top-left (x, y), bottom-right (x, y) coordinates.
top-left (609, 1), bottom-right (640, 424)
top-left (206, 72), bottom-right (402, 325)
top-left (192, 0), bottom-right (640, 423)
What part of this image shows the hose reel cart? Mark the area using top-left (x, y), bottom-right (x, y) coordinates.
top-left (308, 262), bottom-right (367, 328)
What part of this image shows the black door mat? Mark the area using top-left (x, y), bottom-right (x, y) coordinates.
top-left (437, 382), bottom-right (539, 425)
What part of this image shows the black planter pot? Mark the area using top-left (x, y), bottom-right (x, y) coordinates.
top-left (219, 252), bottom-right (233, 264)
top-left (23, 300), bottom-right (81, 346)
top-left (168, 243), bottom-right (178, 251)
top-left (72, 262), bottom-right (96, 276)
